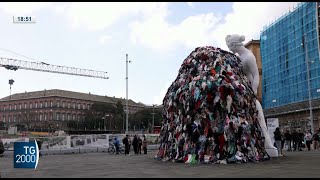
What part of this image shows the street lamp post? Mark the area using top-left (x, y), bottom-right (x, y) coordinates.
top-left (126, 54), bottom-right (131, 135)
top-left (9, 79), bottom-right (14, 100)
top-left (303, 33), bottom-right (315, 134)
top-left (123, 108), bottom-right (126, 133)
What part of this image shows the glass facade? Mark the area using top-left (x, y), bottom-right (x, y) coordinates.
top-left (260, 2), bottom-right (320, 109)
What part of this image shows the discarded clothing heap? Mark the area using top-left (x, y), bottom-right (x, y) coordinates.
top-left (155, 46), bottom-right (270, 164)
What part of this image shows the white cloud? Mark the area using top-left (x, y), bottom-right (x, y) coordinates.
top-left (62, 2), bottom-right (168, 31)
top-left (211, 2), bottom-right (300, 51)
top-left (53, 3), bottom-right (69, 15)
top-left (153, 81), bottom-right (172, 105)
top-left (129, 2), bottom-right (299, 52)
top-left (99, 35), bottom-right (112, 45)
top-left (187, 2), bottom-right (194, 8)
top-left (130, 12), bottom-right (221, 52)
top-left (0, 2), bottom-right (53, 14)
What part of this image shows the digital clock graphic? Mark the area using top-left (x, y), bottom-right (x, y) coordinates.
top-left (13, 16), bottom-right (36, 23)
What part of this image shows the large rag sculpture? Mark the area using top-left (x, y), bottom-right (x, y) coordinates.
top-left (155, 35), bottom-right (277, 164)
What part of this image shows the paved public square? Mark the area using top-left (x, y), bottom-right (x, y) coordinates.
top-left (1, 149), bottom-right (320, 178)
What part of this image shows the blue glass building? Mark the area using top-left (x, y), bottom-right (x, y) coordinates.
top-left (260, 2), bottom-right (320, 129)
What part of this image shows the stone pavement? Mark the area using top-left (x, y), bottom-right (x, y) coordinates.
top-left (1, 149), bottom-right (320, 178)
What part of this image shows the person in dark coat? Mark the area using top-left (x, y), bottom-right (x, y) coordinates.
top-left (284, 130), bottom-right (292, 151)
top-left (274, 127), bottom-right (283, 156)
top-left (292, 129), bottom-right (299, 151)
top-left (138, 136), bottom-right (143, 154)
top-left (132, 135), bottom-right (139, 154)
top-left (122, 135), bottom-right (130, 155)
top-left (298, 130), bottom-right (304, 151)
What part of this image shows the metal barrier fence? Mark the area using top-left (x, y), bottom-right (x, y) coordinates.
top-left (1, 134), bottom-right (160, 155)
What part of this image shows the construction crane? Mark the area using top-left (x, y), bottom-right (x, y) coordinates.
top-left (0, 57), bottom-right (109, 79)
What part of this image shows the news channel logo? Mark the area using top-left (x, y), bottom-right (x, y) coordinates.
top-left (14, 140), bottom-right (39, 169)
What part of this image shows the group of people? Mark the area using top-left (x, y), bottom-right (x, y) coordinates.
top-left (273, 127), bottom-right (320, 156)
top-left (121, 134), bottom-right (148, 155)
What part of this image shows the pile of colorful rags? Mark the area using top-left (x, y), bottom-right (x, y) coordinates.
top-left (155, 46), bottom-right (270, 164)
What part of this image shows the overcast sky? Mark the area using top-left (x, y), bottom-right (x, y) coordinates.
top-left (0, 2), bottom-right (299, 105)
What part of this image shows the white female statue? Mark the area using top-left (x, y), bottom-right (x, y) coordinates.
top-left (225, 34), bottom-right (278, 157)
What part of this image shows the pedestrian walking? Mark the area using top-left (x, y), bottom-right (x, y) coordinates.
top-left (128, 136), bottom-right (132, 153)
top-left (274, 127), bottom-right (283, 156)
top-left (304, 130), bottom-right (312, 151)
top-left (132, 135), bottom-right (139, 154)
top-left (142, 135), bottom-right (148, 154)
top-left (122, 135), bottom-right (130, 155)
top-left (292, 129), bottom-right (299, 151)
top-left (138, 136), bottom-right (142, 154)
top-left (284, 130), bottom-right (292, 151)
top-left (313, 129), bottom-right (320, 150)
top-left (113, 137), bottom-right (120, 154)
top-left (0, 137), bottom-right (4, 156)
top-left (298, 130), bottom-right (304, 151)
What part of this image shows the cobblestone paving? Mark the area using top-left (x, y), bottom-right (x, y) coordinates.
top-left (1, 149), bottom-right (320, 178)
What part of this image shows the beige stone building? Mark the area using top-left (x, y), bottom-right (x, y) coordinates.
top-left (0, 89), bottom-right (146, 131)
top-left (244, 40), bottom-right (262, 103)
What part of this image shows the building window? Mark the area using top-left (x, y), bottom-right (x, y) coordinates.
top-left (30, 103), bottom-right (33, 109)
top-left (44, 114), bottom-right (47, 121)
top-left (24, 103), bottom-right (27, 109)
top-left (40, 114), bottom-right (42, 121)
top-left (13, 115), bottom-right (16, 123)
top-left (2, 116), bottom-right (5, 122)
top-left (62, 102), bottom-right (65, 108)
top-left (68, 102), bottom-right (71, 108)
top-left (40, 102), bottom-right (43, 108)
top-left (73, 114), bottom-right (76, 120)
top-left (57, 113), bottom-right (60, 121)
top-left (73, 103), bottom-right (76, 109)
top-left (19, 104), bottom-right (21, 110)
top-left (57, 101), bottom-right (60, 108)
top-left (78, 104), bottom-right (81, 109)
top-left (45, 101), bottom-right (48, 108)
top-left (50, 101), bottom-right (53, 107)
top-left (3, 105), bottom-right (6, 111)
top-left (62, 113), bottom-right (65, 121)
top-left (10, 105), bottom-right (12, 111)
top-left (35, 102), bottom-right (38, 109)
top-left (83, 104), bottom-right (85, 110)
top-left (87, 104), bottom-right (90, 110)
top-left (8, 115), bottom-right (11, 123)
top-left (68, 114), bottom-right (71, 121)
